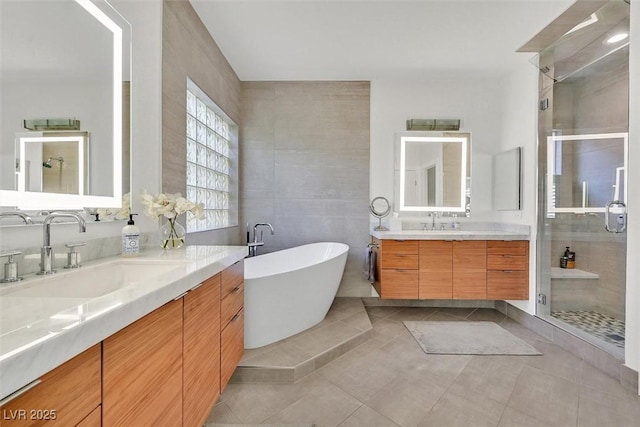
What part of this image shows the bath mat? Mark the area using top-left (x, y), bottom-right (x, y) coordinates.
top-left (403, 321), bottom-right (542, 355)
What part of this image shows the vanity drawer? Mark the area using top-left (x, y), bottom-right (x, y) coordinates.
top-left (380, 240), bottom-right (419, 269)
top-left (221, 260), bottom-right (244, 297)
top-left (487, 240), bottom-right (528, 256)
top-left (221, 283), bottom-right (244, 328)
top-left (380, 269), bottom-right (419, 299)
top-left (221, 308), bottom-right (244, 391)
top-left (487, 270), bottom-right (528, 300)
top-left (487, 255), bottom-right (528, 271)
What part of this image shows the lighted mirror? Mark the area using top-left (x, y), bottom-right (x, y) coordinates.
top-left (546, 132), bottom-right (628, 214)
top-left (394, 132), bottom-right (471, 213)
top-left (494, 147), bottom-right (522, 211)
top-left (0, 0), bottom-right (131, 210)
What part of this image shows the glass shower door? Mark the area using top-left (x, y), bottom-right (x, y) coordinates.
top-left (535, 0), bottom-right (629, 358)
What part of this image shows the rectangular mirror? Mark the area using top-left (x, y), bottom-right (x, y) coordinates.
top-left (494, 147), bottom-right (522, 211)
top-left (394, 132), bottom-right (471, 213)
top-left (546, 132), bottom-right (628, 214)
top-left (0, 0), bottom-right (131, 210)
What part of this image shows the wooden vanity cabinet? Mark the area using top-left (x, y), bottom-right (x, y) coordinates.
top-left (103, 299), bottom-right (184, 427)
top-left (0, 344), bottom-right (101, 427)
top-left (375, 239), bottom-right (419, 299)
top-left (453, 241), bottom-right (487, 299)
top-left (183, 274), bottom-right (221, 427)
top-left (374, 237), bottom-right (529, 301)
top-left (487, 240), bottom-right (529, 300)
top-left (419, 240), bottom-right (453, 299)
top-left (220, 260), bottom-right (245, 390)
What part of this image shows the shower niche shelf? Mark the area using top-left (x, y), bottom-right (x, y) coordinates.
top-left (550, 267), bottom-right (599, 280)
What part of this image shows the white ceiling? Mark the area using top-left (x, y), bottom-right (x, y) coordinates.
top-left (190, 0), bottom-right (575, 81)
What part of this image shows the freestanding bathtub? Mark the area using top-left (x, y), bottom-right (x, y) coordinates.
top-left (243, 242), bottom-right (349, 349)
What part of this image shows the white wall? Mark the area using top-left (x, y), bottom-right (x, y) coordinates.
top-left (625, 0), bottom-right (640, 383)
top-left (370, 76), bottom-right (501, 220)
top-left (494, 59), bottom-right (540, 314)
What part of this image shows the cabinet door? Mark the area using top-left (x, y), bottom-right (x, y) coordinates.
top-left (103, 299), bottom-right (183, 427)
top-left (221, 308), bottom-right (244, 391)
top-left (0, 344), bottom-right (101, 427)
top-left (183, 275), bottom-right (221, 427)
top-left (419, 240), bottom-right (453, 299)
top-left (453, 241), bottom-right (487, 299)
top-left (487, 270), bottom-right (528, 300)
top-left (76, 405), bottom-right (101, 427)
top-left (380, 269), bottom-right (419, 299)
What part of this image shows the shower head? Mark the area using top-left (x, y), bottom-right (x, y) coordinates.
top-left (42, 156), bottom-right (64, 168)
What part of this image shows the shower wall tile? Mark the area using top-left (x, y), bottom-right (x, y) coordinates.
top-left (241, 81), bottom-right (371, 296)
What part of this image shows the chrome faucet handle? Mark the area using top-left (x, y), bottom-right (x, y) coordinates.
top-left (0, 251), bottom-right (23, 283)
top-left (64, 243), bottom-right (86, 269)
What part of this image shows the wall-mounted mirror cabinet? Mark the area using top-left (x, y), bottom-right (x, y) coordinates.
top-left (394, 132), bottom-right (471, 213)
top-left (494, 147), bottom-right (522, 211)
top-left (546, 132), bottom-right (627, 214)
top-left (0, 0), bottom-right (131, 211)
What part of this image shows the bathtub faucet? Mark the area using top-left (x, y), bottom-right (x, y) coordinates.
top-left (248, 223), bottom-right (275, 257)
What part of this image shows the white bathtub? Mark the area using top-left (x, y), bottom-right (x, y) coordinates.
top-left (243, 242), bottom-right (349, 349)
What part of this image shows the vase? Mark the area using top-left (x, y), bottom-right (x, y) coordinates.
top-left (159, 218), bottom-right (185, 250)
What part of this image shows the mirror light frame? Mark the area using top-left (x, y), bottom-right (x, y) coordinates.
top-left (0, 0), bottom-right (123, 210)
top-left (398, 135), bottom-right (468, 212)
top-left (546, 132), bottom-right (628, 214)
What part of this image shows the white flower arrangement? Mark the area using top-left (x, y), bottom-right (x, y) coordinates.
top-left (96, 192), bottom-right (131, 220)
top-left (139, 191), bottom-right (205, 221)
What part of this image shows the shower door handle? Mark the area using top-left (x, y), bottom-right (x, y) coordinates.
top-left (605, 200), bottom-right (627, 233)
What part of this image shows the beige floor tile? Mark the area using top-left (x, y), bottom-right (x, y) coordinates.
top-left (341, 311), bottom-right (373, 332)
top-left (527, 339), bottom-right (582, 383)
top-left (386, 307), bottom-right (437, 323)
top-left (205, 401), bottom-right (242, 424)
top-left (317, 345), bottom-right (399, 402)
top-left (497, 406), bottom-right (546, 427)
top-left (466, 308), bottom-right (507, 323)
top-left (580, 360), bottom-right (636, 399)
top-left (418, 393), bottom-right (498, 427)
top-left (241, 341), bottom-right (314, 368)
top-left (423, 311), bottom-right (464, 322)
top-left (370, 317), bottom-right (411, 343)
top-left (266, 375), bottom-right (362, 427)
top-left (498, 318), bottom-right (546, 345)
top-left (220, 380), bottom-right (308, 423)
top-left (366, 374), bottom-right (446, 427)
top-left (338, 405), bottom-right (400, 427)
top-left (365, 306), bottom-right (403, 319)
top-left (287, 320), bottom-right (364, 355)
top-left (507, 366), bottom-right (579, 427)
top-left (432, 307), bottom-right (477, 319)
top-left (577, 386), bottom-right (640, 427)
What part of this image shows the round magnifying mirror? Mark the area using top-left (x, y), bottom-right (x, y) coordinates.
top-left (369, 196), bottom-right (391, 231)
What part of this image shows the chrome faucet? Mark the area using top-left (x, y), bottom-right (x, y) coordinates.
top-left (248, 223), bottom-right (275, 257)
top-left (39, 212), bottom-right (86, 275)
top-left (0, 211), bottom-right (33, 224)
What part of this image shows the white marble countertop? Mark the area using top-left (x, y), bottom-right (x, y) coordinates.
top-left (370, 229), bottom-right (530, 240)
top-left (0, 245), bottom-right (247, 401)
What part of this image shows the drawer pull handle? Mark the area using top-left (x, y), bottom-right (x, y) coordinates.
top-left (190, 282), bottom-right (203, 291)
top-left (231, 313), bottom-right (241, 322)
top-left (231, 285), bottom-right (242, 294)
top-left (173, 291), bottom-right (188, 301)
top-left (0, 379), bottom-right (41, 406)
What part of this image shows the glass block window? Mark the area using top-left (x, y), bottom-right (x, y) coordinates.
top-left (185, 78), bottom-right (238, 232)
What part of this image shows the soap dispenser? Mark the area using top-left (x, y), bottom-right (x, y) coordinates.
top-left (122, 214), bottom-right (140, 256)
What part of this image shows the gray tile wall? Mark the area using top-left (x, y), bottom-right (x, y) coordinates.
top-left (162, 0), bottom-right (242, 245)
top-left (240, 82), bottom-right (372, 296)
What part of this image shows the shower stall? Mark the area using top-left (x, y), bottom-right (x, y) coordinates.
top-left (535, 0), bottom-right (629, 359)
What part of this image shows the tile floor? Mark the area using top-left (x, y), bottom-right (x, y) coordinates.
top-left (206, 305), bottom-right (640, 427)
top-left (552, 310), bottom-right (626, 349)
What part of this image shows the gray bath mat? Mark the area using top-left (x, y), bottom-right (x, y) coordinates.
top-left (403, 321), bottom-right (542, 355)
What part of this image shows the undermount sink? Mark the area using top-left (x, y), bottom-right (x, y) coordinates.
top-left (3, 259), bottom-right (186, 299)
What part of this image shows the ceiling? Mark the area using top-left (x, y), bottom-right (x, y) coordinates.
top-left (190, 0), bottom-right (575, 81)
